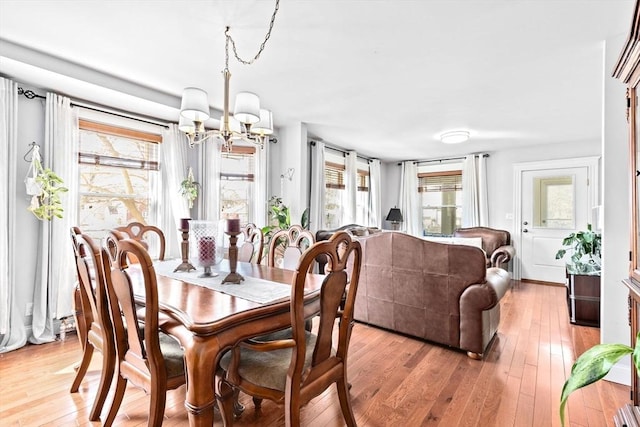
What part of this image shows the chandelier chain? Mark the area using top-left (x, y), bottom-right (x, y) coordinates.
top-left (225, 0), bottom-right (280, 67)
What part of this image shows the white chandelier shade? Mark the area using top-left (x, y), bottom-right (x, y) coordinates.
top-left (180, 87), bottom-right (211, 122)
top-left (233, 92), bottom-right (260, 124)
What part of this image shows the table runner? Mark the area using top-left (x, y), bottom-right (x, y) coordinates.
top-left (153, 260), bottom-right (292, 304)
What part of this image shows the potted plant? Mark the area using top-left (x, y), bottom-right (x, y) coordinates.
top-left (555, 224), bottom-right (602, 327)
top-left (560, 332), bottom-right (640, 426)
top-left (27, 155), bottom-right (68, 221)
top-left (555, 223), bottom-right (602, 275)
top-left (260, 196), bottom-right (309, 262)
top-left (180, 167), bottom-right (200, 209)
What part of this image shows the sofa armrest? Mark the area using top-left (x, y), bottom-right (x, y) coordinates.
top-left (490, 244), bottom-right (515, 268)
top-left (459, 268), bottom-right (511, 354)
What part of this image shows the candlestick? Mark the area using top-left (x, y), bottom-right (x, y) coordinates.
top-left (221, 230), bottom-right (244, 284)
top-left (174, 225), bottom-right (196, 272)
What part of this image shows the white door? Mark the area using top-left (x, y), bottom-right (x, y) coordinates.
top-left (520, 167), bottom-right (590, 283)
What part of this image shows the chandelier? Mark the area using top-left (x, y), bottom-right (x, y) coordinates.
top-left (178, 1), bottom-right (279, 150)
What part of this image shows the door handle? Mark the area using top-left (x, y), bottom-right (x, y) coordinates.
top-left (523, 229), bottom-right (529, 233)
top-left (523, 221), bottom-right (529, 225)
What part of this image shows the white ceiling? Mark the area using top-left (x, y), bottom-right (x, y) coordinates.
top-left (0, 0), bottom-right (634, 161)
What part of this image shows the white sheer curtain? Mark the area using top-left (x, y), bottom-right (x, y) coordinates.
top-left (253, 142), bottom-right (268, 227)
top-left (30, 93), bottom-right (79, 344)
top-left (343, 150), bottom-right (358, 225)
top-left (400, 161), bottom-right (422, 236)
top-left (0, 78), bottom-right (26, 353)
top-left (462, 154), bottom-right (489, 227)
top-left (368, 159), bottom-right (382, 228)
top-left (198, 140), bottom-right (222, 222)
top-left (309, 141), bottom-right (326, 232)
top-left (160, 124), bottom-right (190, 259)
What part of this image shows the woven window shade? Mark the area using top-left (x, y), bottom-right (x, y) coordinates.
top-left (418, 174), bottom-right (462, 193)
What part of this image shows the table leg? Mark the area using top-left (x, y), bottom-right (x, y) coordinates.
top-left (183, 342), bottom-right (219, 427)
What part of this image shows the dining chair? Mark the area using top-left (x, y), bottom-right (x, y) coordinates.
top-left (69, 227), bottom-right (116, 422)
top-left (238, 223), bottom-right (264, 264)
top-left (101, 235), bottom-right (186, 427)
top-left (217, 231), bottom-right (362, 427)
top-left (114, 221), bottom-right (166, 260)
top-left (268, 224), bottom-right (315, 270)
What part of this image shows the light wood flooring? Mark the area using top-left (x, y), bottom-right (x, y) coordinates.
top-left (0, 281), bottom-right (630, 426)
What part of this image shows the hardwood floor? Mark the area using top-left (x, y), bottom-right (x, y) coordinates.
top-left (0, 281), bottom-right (630, 426)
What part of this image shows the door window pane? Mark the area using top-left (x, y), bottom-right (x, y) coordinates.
top-left (533, 176), bottom-right (574, 229)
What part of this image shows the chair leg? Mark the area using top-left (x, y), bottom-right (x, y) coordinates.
top-left (148, 388), bottom-right (167, 427)
top-left (284, 394), bottom-right (301, 427)
top-left (466, 351), bottom-right (482, 360)
top-left (102, 375), bottom-right (127, 427)
top-left (69, 344), bottom-right (94, 393)
top-left (215, 378), bottom-right (236, 426)
top-left (253, 397), bottom-right (263, 410)
top-left (232, 387), bottom-right (245, 418)
top-left (336, 378), bottom-right (357, 427)
top-left (88, 348), bottom-right (115, 421)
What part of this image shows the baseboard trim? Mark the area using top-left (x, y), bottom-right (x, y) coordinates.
top-left (521, 278), bottom-right (565, 287)
top-left (605, 360), bottom-right (632, 386)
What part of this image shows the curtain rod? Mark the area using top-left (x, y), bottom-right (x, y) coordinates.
top-left (309, 140), bottom-right (377, 162)
top-left (18, 87), bottom-right (171, 129)
top-left (396, 153), bottom-right (489, 166)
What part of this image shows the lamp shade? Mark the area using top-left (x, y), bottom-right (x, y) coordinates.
top-left (385, 207), bottom-right (403, 222)
top-left (251, 109), bottom-right (273, 135)
top-left (233, 92), bottom-right (260, 124)
top-left (180, 87), bottom-right (211, 122)
top-left (178, 115), bottom-right (195, 134)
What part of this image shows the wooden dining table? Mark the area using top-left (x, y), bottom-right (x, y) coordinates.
top-left (132, 259), bottom-right (324, 427)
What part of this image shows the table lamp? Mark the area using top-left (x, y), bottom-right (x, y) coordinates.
top-left (386, 207), bottom-right (403, 231)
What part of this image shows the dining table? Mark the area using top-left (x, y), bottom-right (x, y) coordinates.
top-left (132, 258), bottom-right (324, 427)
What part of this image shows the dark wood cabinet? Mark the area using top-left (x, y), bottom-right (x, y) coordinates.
top-left (566, 273), bottom-right (600, 327)
top-left (623, 279), bottom-right (640, 405)
top-left (614, 0), bottom-right (640, 406)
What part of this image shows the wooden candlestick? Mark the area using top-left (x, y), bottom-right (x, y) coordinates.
top-left (222, 231), bottom-right (244, 284)
top-left (174, 227), bottom-right (196, 272)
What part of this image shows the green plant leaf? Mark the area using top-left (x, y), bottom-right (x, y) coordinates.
top-left (559, 342), bottom-right (633, 426)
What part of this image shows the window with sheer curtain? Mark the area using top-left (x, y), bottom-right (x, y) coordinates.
top-left (220, 145), bottom-right (255, 225)
top-left (418, 170), bottom-right (463, 236)
top-left (78, 119), bottom-right (161, 240)
top-left (323, 152), bottom-right (370, 228)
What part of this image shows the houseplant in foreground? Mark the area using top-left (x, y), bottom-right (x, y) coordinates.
top-left (560, 332), bottom-right (640, 426)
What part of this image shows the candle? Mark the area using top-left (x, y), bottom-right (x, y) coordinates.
top-left (226, 218), bottom-right (240, 233)
top-left (180, 218), bottom-right (191, 231)
top-left (198, 236), bottom-right (216, 267)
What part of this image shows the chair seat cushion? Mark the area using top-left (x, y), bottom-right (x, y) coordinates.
top-left (159, 332), bottom-right (185, 378)
top-left (219, 331), bottom-right (316, 391)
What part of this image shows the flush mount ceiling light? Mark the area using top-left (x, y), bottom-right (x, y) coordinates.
top-left (179, 0), bottom-right (280, 151)
top-left (439, 130), bottom-right (470, 144)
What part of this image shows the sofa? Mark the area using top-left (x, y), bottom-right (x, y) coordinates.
top-left (453, 227), bottom-right (515, 270)
top-left (315, 224), bottom-right (381, 273)
top-left (352, 231), bottom-right (511, 359)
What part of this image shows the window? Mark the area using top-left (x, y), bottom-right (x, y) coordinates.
top-left (418, 170), bottom-right (462, 235)
top-left (355, 166), bottom-right (370, 225)
top-left (324, 159), bottom-right (344, 229)
top-left (220, 145), bottom-right (255, 225)
top-left (323, 151), bottom-right (370, 228)
top-left (78, 119), bottom-right (161, 239)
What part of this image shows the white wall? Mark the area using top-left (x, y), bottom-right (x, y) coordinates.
top-left (602, 33), bottom-right (631, 385)
top-left (274, 122), bottom-right (309, 224)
